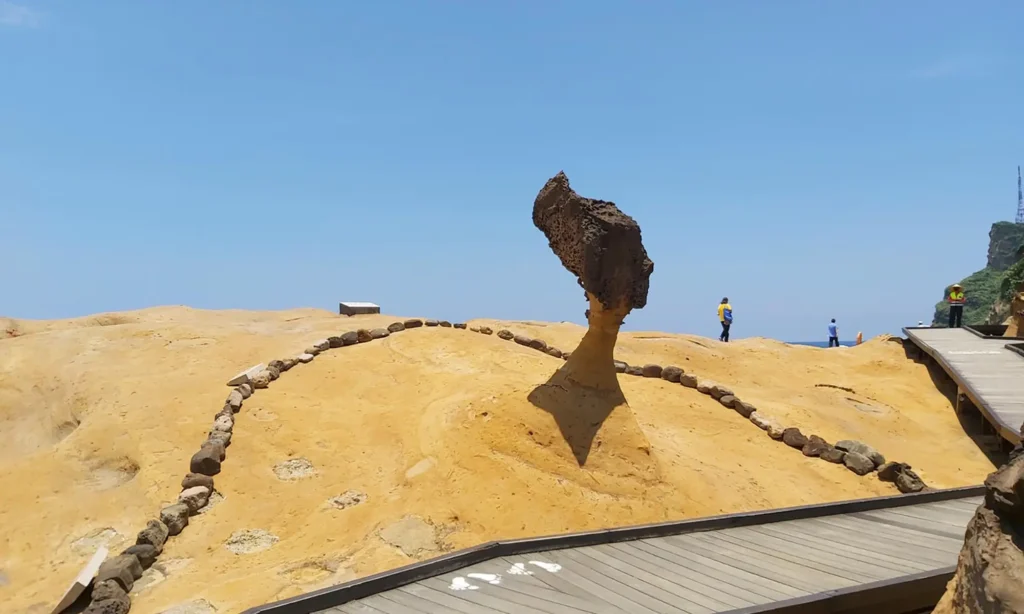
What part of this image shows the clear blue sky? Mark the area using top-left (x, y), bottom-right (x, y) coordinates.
top-left (2, 1), bottom-right (1022, 341)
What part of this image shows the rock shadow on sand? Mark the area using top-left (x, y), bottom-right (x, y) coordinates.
top-left (527, 362), bottom-right (628, 466)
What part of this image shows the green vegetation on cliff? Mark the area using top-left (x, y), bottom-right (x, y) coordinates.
top-left (932, 222), bottom-right (1024, 326)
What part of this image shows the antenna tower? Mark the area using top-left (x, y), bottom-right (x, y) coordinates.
top-left (1018, 166), bottom-right (1024, 224)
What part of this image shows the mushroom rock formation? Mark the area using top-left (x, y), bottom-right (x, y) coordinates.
top-left (526, 171), bottom-right (659, 478)
top-left (532, 171), bottom-right (654, 390)
top-left (934, 454), bottom-right (1024, 614)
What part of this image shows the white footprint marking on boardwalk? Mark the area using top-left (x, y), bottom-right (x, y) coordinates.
top-left (506, 563), bottom-right (534, 576)
top-left (467, 573), bottom-right (501, 585)
top-left (528, 561), bottom-right (562, 573)
top-left (448, 577), bottom-right (479, 591)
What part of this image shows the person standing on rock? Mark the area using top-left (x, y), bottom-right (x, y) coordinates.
top-left (718, 297), bottom-right (733, 342)
top-left (828, 319), bottom-right (839, 347)
top-left (947, 283), bottom-right (966, 328)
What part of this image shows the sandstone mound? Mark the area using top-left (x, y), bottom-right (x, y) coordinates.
top-left (0, 306), bottom-right (1000, 614)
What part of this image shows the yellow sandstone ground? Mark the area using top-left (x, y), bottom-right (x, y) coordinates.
top-left (0, 307), bottom-right (997, 614)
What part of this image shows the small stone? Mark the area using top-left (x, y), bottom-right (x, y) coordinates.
top-left (802, 435), bottom-right (830, 457)
top-left (225, 390), bottom-right (243, 411)
top-left (136, 519), bottom-right (168, 551)
top-left (281, 358), bottom-right (296, 371)
top-left (207, 431), bottom-right (231, 448)
top-left (96, 554), bottom-right (143, 592)
top-left (304, 346), bottom-right (320, 356)
top-left (843, 451), bottom-right (876, 475)
top-left (679, 373), bottom-right (698, 388)
top-left (313, 339), bottom-right (330, 352)
top-left (328, 336), bottom-right (345, 348)
top-left (122, 543), bottom-right (158, 569)
top-left (425, 319), bottom-right (439, 327)
top-left (661, 366), bottom-right (683, 382)
top-left (205, 439), bottom-right (228, 461)
top-left (513, 334), bottom-right (532, 346)
top-left (835, 440), bottom-right (885, 468)
top-left (877, 462), bottom-right (907, 482)
top-left (212, 414), bottom-right (233, 433)
top-left (341, 331), bottom-right (359, 345)
top-left (178, 486), bottom-right (212, 514)
top-left (160, 504), bottom-right (189, 536)
top-left (561, 352), bottom-right (571, 360)
top-left (453, 323), bottom-right (467, 329)
top-left (718, 394), bottom-right (736, 408)
top-left (370, 328), bottom-right (390, 339)
top-left (709, 384), bottom-right (734, 400)
top-left (328, 490), bottom-right (367, 509)
top-left (297, 353), bottom-right (314, 363)
top-left (819, 446), bottom-right (846, 463)
top-left (159, 503), bottom-right (190, 536)
top-left (733, 400), bottom-right (756, 418)
top-left (439, 321), bottom-right (452, 327)
top-left (749, 411), bottom-right (772, 430)
top-left (404, 319), bottom-right (423, 328)
top-left (896, 470), bottom-right (926, 493)
top-left (782, 427), bottom-right (809, 449)
top-left (181, 473), bottom-right (214, 490)
top-left (478, 326), bottom-right (493, 335)
top-left (268, 359), bottom-right (286, 372)
top-left (767, 424), bottom-right (785, 440)
top-left (614, 361), bottom-right (628, 373)
top-left (626, 366), bottom-right (644, 376)
top-left (497, 329), bottom-right (513, 340)
top-left (528, 338), bottom-right (548, 351)
top-left (237, 384), bottom-right (252, 399)
top-left (355, 329), bottom-right (372, 342)
top-left (265, 364), bottom-right (281, 381)
top-left (387, 322), bottom-right (406, 333)
top-left (641, 364), bottom-right (663, 378)
top-left (189, 442), bottom-right (223, 476)
top-left (250, 371), bottom-right (271, 389)
top-left (85, 588), bottom-right (131, 614)
top-left (91, 580), bottom-right (126, 603)
top-left (696, 380), bottom-right (713, 394)
top-left (546, 347), bottom-right (563, 358)
top-left (225, 529), bottom-right (279, 555)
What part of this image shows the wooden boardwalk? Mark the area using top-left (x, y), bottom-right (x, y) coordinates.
top-left (904, 327), bottom-right (1024, 445)
top-left (245, 487), bottom-right (984, 614)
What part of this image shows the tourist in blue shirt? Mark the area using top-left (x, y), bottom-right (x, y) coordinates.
top-left (828, 319), bottom-right (839, 347)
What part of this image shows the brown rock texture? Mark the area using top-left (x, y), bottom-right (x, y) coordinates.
top-left (937, 455), bottom-right (1024, 614)
top-left (533, 171), bottom-right (653, 312)
top-left (1006, 281), bottom-right (1024, 337)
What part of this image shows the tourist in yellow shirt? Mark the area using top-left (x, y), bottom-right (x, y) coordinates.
top-left (717, 297), bottom-right (733, 342)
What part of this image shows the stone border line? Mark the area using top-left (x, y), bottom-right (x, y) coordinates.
top-left (478, 325), bottom-right (929, 496)
top-left (77, 318), bottom-right (925, 613)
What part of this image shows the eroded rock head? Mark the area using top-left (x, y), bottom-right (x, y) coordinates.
top-left (533, 172), bottom-right (653, 311)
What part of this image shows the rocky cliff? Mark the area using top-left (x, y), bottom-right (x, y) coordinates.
top-left (933, 222), bottom-right (1024, 327)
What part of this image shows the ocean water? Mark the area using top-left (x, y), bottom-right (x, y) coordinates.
top-left (788, 341), bottom-right (856, 348)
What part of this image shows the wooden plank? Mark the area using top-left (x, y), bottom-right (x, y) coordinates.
top-left (359, 594), bottom-right (429, 614)
top-left (713, 527), bottom-right (886, 582)
top-left (816, 513), bottom-right (967, 549)
top-left (878, 504), bottom-right (975, 527)
top-left (753, 522), bottom-right (937, 572)
top-left (538, 549), bottom-right (680, 614)
top-left (784, 519), bottom-right (956, 567)
top-left (370, 590), bottom-right (455, 614)
top-left (519, 551), bottom-right (664, 614)
top-left (624, 538), bottom-right (809, 601)
top-left (572, 545), bottom-right (723, 613)
top-left (652, 535), bottom-right (841, 594)
top-left (556, 547), bottom-right (709, 613)
top-left (417, 576), bottom-right (537, 614)
top-left (494, 555), bottom-right (623, 606)
top-left (851, 511), bottom-right (970, 540)
top-left (672, 533), bottom-right (855, 592)
top-left (396, 584), bottom-right (495, 614)
top-left (602, 540), bottom-right (778, 605)
top-left (338, 601), bottom-right (388, 614)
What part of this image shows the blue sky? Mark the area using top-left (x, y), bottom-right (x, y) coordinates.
top-left (2, 1), bottom-right (1022, 341)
